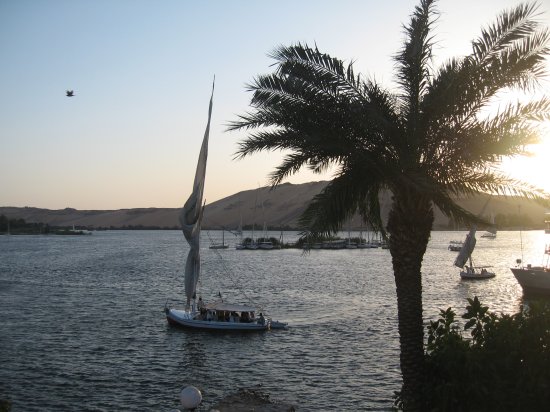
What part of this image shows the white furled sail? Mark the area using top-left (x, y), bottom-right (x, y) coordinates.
top-left (454, 226), bottom-right (477, 268)
top-left (179, 81), bottom-right (214, 309)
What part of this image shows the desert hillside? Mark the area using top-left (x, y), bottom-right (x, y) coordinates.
top-left (1, 181), bottom-right (547, 230)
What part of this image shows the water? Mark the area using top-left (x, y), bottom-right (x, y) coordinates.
top-left (0, 230), bottom-right (547, 411)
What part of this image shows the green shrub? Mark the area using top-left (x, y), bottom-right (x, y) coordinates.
top-left (422, 297), bottom-right (550, 411)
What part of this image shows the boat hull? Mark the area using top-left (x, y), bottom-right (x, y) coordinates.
top-left (166, 309), bottom-right (269, 331)
top-left (510, 267), bottom-right (550, 295)
top-left (460, 271), bottom-right (495, 280)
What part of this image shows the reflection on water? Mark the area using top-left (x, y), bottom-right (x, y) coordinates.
top-left (0, 230), bottom-right (547, 410)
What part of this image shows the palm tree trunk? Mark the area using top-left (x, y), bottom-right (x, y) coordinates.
top-left (387, 190), bottom-right (433, 411)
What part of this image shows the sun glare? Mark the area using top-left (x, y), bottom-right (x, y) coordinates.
top-left (499, 132), bottom-right (550, 194)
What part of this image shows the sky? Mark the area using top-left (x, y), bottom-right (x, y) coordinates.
top-left (1, 0), bottom-right (549, 210)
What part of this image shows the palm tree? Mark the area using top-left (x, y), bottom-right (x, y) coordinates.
top-left (228, 1), bottom-right (549, 409)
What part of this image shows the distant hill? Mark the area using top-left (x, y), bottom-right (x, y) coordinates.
top-left (1, 181), bottom-right (548, 230)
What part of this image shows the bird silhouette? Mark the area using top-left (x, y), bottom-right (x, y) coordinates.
top-left (66, 90), bottom-right (74, 97)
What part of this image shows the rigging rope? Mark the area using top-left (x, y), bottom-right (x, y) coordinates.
top-left (205, 231), bottom-right (266, 314)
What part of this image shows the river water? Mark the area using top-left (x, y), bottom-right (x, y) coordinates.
top-left (0, 230), bottom-right (547, 411)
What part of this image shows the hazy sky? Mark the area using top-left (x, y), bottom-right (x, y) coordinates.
top-left (1, 0), bottom-right (549, 210)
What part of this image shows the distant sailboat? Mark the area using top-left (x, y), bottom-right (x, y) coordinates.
top-left (246, 195), bottom-right (259, 249)
top-left (209, 228), bottom-right (229, 249)
top-left (258, 222), bottom-right (274, 250)
top-left (454, 226), bottom-right (495, 279)
top-left (345, 226), bottom-right (357, 249)
top-left (235, 216), bottom-right (246, 250)
top-left (481, 213), bottom-right (497, 238)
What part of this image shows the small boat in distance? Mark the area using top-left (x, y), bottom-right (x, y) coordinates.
top-left (258, 223), bottom-right (274, 249)
top-left (480, 214), bottom-right (497, 238)
top-left (480, 229), bottom-right (497, 239)
top-left (448, 240), bottom-right (464, 251)
top-left (454, 226), bottom-right (495, 280)
top-left (510, 245), bottom-right (550, 295)
top-left (209, 229), bottom-right (229, 249)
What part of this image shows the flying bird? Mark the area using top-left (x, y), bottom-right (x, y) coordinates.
top-left (66, 90), bottom-right (74, 97)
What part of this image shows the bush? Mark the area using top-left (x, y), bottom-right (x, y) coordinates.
top-left (422, 297), bottom-right (550, 411)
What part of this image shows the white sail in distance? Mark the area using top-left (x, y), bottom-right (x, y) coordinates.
top-left (454, 226), bottom-right (477, 268)
top-left (179, 80), bottom-right (214, 309)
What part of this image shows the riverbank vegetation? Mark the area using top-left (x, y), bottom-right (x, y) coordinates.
top-left (0, 215), bottom-right (89, 235)
top-left (406, 297), bottom-right (550, 411)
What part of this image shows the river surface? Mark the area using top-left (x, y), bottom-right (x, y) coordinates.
top-left (0, 229), bottom-right (548, 411)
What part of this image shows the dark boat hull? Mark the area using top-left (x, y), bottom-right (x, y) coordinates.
top-left (510, 267), bottom-right (550, 295)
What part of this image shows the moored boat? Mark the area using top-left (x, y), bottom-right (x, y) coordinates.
top-left (448, 240), bottom-right (463, 251)
top-left (510, 245), bottom-right (550, 294)
top-left (209, 229), bottom-right (229, 249)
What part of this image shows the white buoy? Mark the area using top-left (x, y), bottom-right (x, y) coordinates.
top-left (180, 386), bottom-right (202, 409)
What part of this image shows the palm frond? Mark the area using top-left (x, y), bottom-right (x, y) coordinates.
top-left (423, 4), bottom-right (549, 139)
top-left (247, 74), bottom-right (309, 108)
top-left (430, 185), bottom-right (488, 226)
top-left (424, 98), bottom-right (549, 180)
top-left (445, 168), bottom-right (549, 202)
top-left (267, 152), bottom-right (337, 187)
top-left (394, 0), bottom-right (438, 123)
top-left (472, 2), bottom-right (542, 64)
top-left (233, 129), bottom-right (304, 159)
top-left (298, 168), bottom-right (386, 238)
top-left (494, 28), bottom-right (550, 90)
top-left (270, 43), bottom-right (364, 99)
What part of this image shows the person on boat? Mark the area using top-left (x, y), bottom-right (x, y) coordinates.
top-left (481, 268), bottom-right (487, 275)
top-left (197, 297), bottom-right (205, 312)
top-left (258, 313), bottom-right (265, 326)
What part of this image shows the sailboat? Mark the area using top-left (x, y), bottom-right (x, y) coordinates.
top-left (235, 216), bottom-right (246, 250)
top-left (245, 193), bottom-right (259, 249)
top-left (209, 228), bottom-right (229, 249)
top-left (510, 245), bottom-right (550, 294)
top-left (481, 213), bottom-right (497, 238)
top-left (510, 216), bottom-right (550, 294)
top-left (164, 82), bottom-right (286, 331)
top-left (454, 226), bottom-right (495, 279)
top-left (258, 222), bottom-right (274, 250)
